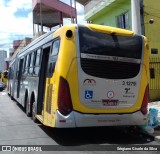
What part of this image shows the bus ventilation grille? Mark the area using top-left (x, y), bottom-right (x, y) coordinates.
top-left (81, 59), bottom-right (140, 79)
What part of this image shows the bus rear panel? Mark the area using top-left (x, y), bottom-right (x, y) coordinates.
top-left (54, 24), bottom-right (149, 127)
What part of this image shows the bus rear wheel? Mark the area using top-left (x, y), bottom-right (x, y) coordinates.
top-left (32, 101), bottom-right (38, 123)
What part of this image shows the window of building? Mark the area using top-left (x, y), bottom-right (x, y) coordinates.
top-left (151, 48), bottom-right (158, 54)
top-left (117, 12), bottom-right (129, 29)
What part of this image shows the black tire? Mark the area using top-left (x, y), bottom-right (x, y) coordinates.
top-left (32, 101), bottom-right (38, 123)
top-left (26, 97), bottom-right (31, 117)
top-left (11, 95), bottom-right (14, 100)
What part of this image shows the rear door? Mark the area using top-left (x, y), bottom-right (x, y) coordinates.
top-left (37, 45), bottom-right (50, 115)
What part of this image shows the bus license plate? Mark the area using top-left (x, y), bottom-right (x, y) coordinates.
top-left (102, 100), bottom-right (119, 106)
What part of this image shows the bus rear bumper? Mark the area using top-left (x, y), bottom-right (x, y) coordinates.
top-left (55, 110), bottom-right (147, 128)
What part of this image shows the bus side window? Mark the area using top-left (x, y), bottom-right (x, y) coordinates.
top-left (16, 60), bottom-right (20, 78)
top-left (48, 62), bottom-right (55, 74)
top-left (23, 56), bottom-right (26, 74)
top-left (29, 52), bottom-right (35, 75)
top-left (24, 55), bottom-right (28, 74)
top-left (24, 54), bottom-right (30, 74)
top-left (34, 48), bottom-right (41, 76)
top-left (51, 39), bottom-right (60, 55)
top-left (47, 40), bottom-right (60, 77)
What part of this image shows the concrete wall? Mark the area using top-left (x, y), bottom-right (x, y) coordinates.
top-left (144, 0), bottom-right (160, 101)
top-left (144, 0), bottom-right (160, 56)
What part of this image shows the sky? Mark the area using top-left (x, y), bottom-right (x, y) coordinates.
top-left (0, 0), bottom-right (85, 56)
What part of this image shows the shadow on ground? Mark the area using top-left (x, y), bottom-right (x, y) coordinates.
top-left (13, 98), bottom-right (154, 146)
top-left (39, 125), bottom-right (154, 146)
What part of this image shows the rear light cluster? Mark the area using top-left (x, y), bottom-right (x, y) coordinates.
top-left (141, 85), bottom-right (149, 115)
top-left (58, 77), bottom-right (73, 116)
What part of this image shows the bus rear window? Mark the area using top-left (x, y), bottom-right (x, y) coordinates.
top-left (78, 26), bottom-right (142, 59)
top-left (78, 26), bottom-right (143, 79)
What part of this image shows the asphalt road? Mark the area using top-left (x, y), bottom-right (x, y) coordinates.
top-left (0, 90), bottom-right (159, 153)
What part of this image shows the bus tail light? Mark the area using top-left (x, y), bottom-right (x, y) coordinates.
top-left (141, 85), bottom-right (149, 115)
top-left (58, 77), bottom-right (73, 116)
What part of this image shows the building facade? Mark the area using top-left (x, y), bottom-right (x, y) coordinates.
top-left (85, 0), bottom-right (131, 29)
top-left (11, 38), bottom-right (32, 59)
top-left (78, 0), bottom-right (160, 101)
top-left (0, 50), bottom-right (7, 71)
top-left (143, 0), bottom-right (160, 100)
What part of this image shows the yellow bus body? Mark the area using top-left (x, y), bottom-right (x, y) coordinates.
top-left (8, 24), bottom-right (149, 128)
top-left (1, 71), bottom-right (8, 86)
top-left (41, 24), bottom-right (149, 127)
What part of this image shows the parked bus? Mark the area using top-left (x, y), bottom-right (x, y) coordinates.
top-left (1, 70), bottom-right (8, 86)
top-left (8, 24), bottom-right (149, 127)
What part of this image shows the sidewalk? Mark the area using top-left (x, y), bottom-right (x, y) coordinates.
top-left (0, 91), bottom-right (56, 145)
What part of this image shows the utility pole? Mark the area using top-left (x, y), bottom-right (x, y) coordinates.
top-left (74, 0), bottom-right (77, 23)
top-left (131, 0), bottom-right (141, 34)
top-left (40, 0), bottom-right (43, 32)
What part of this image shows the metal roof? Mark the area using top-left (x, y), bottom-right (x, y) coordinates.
top-left (33, 0), bottom-right (76, 27)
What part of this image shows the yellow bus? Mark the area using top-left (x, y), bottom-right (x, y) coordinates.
top-left (1, 70), bottom-right (8, 86)
top-left (8, 24), bottom-right (149, 127)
